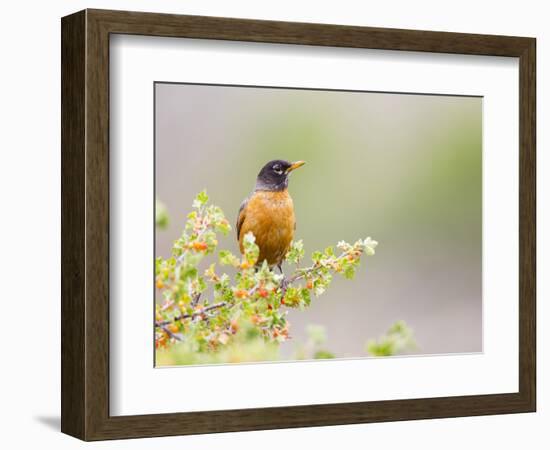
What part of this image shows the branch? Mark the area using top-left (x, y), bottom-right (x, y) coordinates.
top-left (156, 192), bottom-right (379, 353)
top-left (191, 292), bottom-right (201, 307)
top-left (158, 324), bottom-right (183, 341)
top-left (288, 248), bottom-right (364, 284)
top-left (155, 301), bottom-right (228, 327)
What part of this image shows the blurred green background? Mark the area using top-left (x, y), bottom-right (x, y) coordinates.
top-left (155, 83), bottom-right (482, 358)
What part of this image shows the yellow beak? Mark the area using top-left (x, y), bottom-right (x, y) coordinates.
top-left (286, 161), bottom-right (306, 173)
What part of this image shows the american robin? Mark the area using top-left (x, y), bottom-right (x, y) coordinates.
top-left (237, 160), bottom-right (305, 272)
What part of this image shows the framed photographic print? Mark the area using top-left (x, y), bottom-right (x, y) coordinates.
top-left (61, 9), bottom-right (536, 441)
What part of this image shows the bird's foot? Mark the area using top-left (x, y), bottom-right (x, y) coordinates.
top-left (276, 264), bottom-right (290, 297)
top-left (280, 275), bottom-right (289, 297)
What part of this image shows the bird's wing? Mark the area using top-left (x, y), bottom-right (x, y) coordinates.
top-left (236, 196), bottom-right (249, 242)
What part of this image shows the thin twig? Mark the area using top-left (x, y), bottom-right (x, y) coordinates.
top-left (155, 301), bottom-right (228, 327)
top-left (287, 248), bottom-right (363, 285)
top-left (158, 324), bottom-right (183, 341)
top-left (191, 292), bottom-right (201, 307)
top-left (161, 300), bottom-right (174, 311)
top-left (176, 214), bottom-right (211, 265)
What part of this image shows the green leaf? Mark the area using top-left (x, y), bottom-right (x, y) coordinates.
top-left (155, 199), bottom-right (170, 229)
top-left (366, 321), bottom-right (416, 357)
top-left (219, 250), bottom-right (239, 267)
top-left (242, 232), bottom-right (259, 265)
top-left (343, 264), bottom-right (356, 279)
top-left (286, 239), bottom-right (305, 264)
top-left (311, 251), bottom-right (323, 263)
top-left (192, 190), bottom-right (209, 208)
top-left (283, 287), bottom-right (300, 307)
top-left (313, 350), bottom-right (335, 359)
top-left (300, 288), bottom-right (311, 306)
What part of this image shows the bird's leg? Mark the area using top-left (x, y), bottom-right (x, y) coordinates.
top-left (278, 263), bottom-right (289, 296)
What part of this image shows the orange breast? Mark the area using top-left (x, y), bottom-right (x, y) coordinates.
top-left (239, 190), bottom-right (295, 266)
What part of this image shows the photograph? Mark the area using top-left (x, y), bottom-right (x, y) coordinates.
top-left (154, 82), bottom-right (482, 367)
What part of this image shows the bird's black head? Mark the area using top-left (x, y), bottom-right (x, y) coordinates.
top-left (255, 159), bottom-right (306, 191)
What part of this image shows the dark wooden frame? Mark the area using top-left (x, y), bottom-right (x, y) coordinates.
top-left (61, 8), bottom-right (536, 441)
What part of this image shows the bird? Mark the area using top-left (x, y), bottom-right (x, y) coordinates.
top-left (236, 159), bottom-right (306, 273)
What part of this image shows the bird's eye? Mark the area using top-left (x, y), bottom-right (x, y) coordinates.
top-left (273, 165), bottom-right (283, 175)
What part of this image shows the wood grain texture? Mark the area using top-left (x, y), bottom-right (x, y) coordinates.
top-left (61, 8), bottom-right (536, 441)
top-left (61, 10), bottom-right (86, 439)
top-left (518, 39), bottom-right (536, 409)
